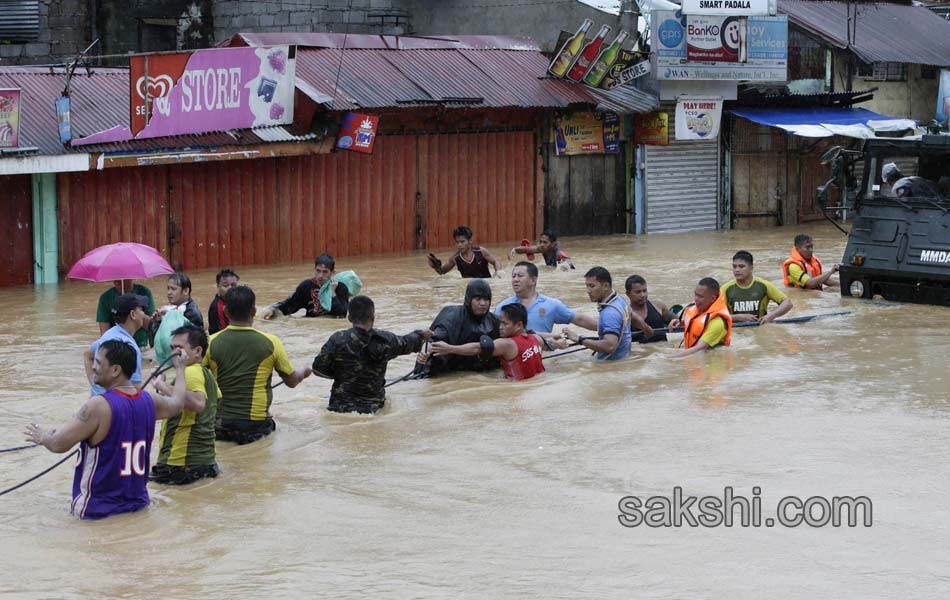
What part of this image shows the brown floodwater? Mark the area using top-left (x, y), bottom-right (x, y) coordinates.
top-left (1, 223), bottom-right (949, 598)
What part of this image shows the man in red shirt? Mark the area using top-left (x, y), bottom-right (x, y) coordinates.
top-left (430, 303), bottom-right (566, 381)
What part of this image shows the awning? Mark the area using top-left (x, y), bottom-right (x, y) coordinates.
top-left (730, 107), bottom-right (917, 138)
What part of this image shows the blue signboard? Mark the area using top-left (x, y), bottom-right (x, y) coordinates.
top-left (56, 96), bottom-right (71, 144)
top-left (653, 10), bottom-right (787, 81)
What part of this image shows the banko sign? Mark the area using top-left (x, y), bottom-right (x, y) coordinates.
top-left (653, 10), bottom-right (786, 81)
top-left (73, 45), bottom-right (297, 145)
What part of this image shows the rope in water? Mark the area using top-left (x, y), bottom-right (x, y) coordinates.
top-left (0, 449), bottom-right (79, 497)
top-left (0, 354), bottom-right (180, 456)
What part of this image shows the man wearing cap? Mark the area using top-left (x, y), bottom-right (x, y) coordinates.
top-left (96, 280), bottom-right (155, 350)
top-left (881, 163), bottom-right (940, 198)
top-left (85, 293), bottom-right (149, 397)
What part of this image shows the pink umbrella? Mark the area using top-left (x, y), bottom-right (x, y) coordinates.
top-left (67, 242), bottom-right (175, 284)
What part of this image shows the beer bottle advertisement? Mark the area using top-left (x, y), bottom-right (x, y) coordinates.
top-left (548, 19), bottom-right (593, 78)
top-left (567, 25), bottom-right (611, 81)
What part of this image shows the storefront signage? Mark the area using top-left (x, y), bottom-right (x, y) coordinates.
top-left (654, 11), bottom-right (786, 81)
top-left (73, 46), bottom-right (296, 146)
top-left (337, 112), bottom-right (379, 154)
top-left (0, 89), bottom-right (21, 149)
top-left (938, 69), bottom-right (950, 127)
top-left (635, 112), bottom-right (669, 145)
top-left (681, 0), bottom-right (775, 16)
top-left (617, 59), bottom-right (652, 84)
top-left (687, 16), bottom-right (745, 63)
top-left (675, 97), bottom-right (723, 140)
top-left (553, 112), bottom-right (621, 155)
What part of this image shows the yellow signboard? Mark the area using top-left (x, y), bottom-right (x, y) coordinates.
top-left (635, 112), bottom-right (669, 146)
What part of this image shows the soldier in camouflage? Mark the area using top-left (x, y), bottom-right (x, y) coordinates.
top-left (312, 295), bottom-right (433, 414)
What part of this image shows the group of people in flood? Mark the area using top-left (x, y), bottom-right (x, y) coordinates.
top-left (23, 226), bottom-right (839, 520)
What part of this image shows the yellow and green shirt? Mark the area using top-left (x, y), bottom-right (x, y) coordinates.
top-left (157, 364), bottom-right (219, 467)
top-left (203, 326), bottom-right (294, 421)
top-left (699, 317), bottom-right (729, 348)
top-left (722, 277), bottom-right (787, 318)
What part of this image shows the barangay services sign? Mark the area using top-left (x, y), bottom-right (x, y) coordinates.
top-left (73, 46), bottom-right (297, 145)
top-left (675, 97), bottom-right (723, 140)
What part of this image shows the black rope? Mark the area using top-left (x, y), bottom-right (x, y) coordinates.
top-left (0, 448), bottom-right (79, 497)
top-left (0, 444), bottom-right (38, 454)
top-left (0, 355), bottom-right (180, 457)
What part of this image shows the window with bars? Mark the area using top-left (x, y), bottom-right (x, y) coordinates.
top-left (788, 30), bottom-right (826, 82)
top-left (0, 0), bottom-right (39, 42)
top-left (857, 61), bottom-right (906, 82)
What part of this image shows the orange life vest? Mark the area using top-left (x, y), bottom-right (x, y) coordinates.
top-left (782, 246), bottom-right (823, 288)
top-left (682, 291), bottom-right (733, 349)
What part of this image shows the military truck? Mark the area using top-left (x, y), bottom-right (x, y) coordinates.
top-left (819, 135), bottom-right (950, 304)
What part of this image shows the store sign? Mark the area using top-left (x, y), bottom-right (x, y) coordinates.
top-left (0, 89), bottom-right (21, 149)
top-left (617, 59), bottom-right (652, 84)
top-left (635, 112), bottom-right (669, 145)
top-left (675, 97), bottom-right (723, 140)
top-left (654, 11), bottom-right (787, 81)
top-left (938, 69), bottom-right (950, 127)
top-left (600, 50), bottom-right (638, 89)
top-left (74, 46), bottom-right (296, 146)
top-left (553, 112), bottom-right (621, 155)
top-left (337, 112), bottom-right (379, 154)
top-left (681, 0), bottom-right (775, 16)
top-left (687, 16), bottom-right (745, 63)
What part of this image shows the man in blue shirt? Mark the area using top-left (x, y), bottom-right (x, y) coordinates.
top-left (561, 267), bottom-right (632, 361)
top-left (495, 262), bottom-right (589, 334)
top-left (84, 294), bottom-right (149, 396)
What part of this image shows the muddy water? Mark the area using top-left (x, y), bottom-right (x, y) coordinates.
top-left (1, 224), bottom-right (949, 599)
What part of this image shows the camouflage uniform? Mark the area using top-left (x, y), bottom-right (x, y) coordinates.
top-left (312, 327), bottom-right (425, 413)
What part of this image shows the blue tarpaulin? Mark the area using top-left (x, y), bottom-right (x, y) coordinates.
top-left (730, 107), bottom-right (917, 138)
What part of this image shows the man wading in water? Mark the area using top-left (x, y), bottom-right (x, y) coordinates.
top-left (427, 225), bottom-right (504, 279)
top-left (431, 303), bottom-right (567, 381)
top-left (204, 285), bottom-right (311, 444)
top-left (25, 341), bottom-right (188, 520)
top-left (311, 295), bottom-right (432, 414)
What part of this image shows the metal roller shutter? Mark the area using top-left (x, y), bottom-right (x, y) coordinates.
top-left (643, 107), bottom-right (721, 234)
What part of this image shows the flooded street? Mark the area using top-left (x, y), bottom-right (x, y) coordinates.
top-left (2, 223), bottom-right (950, 599)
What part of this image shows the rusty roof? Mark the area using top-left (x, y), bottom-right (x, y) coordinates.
top-left (227, 33), bottom-right (602, 111)
top-left (222, 32), bottom-right (544, 51)
top-left (779, 0), bottom-right (950, 66)
top-left (0, 66), bottom-right (128, 156)
top-left (291, 47), bottom-right (594, 111)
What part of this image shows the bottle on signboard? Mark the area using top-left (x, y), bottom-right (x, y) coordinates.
top-left (548, 19), bottom-right (594, 78)
top-left (582, 30), bottom-right (629, 87)
top-left (567, 24), bottom-right (611, 82)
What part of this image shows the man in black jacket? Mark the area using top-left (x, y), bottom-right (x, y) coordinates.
top-left (312, 295), bottom-right (432, 414)
top-left (260, 253), bottom-right (349, 319)
top-left (414, 279), bottom-right (501, 377)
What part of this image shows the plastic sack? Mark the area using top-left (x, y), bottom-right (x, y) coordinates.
top-left (154, 310), bottom-right (192, 364)
top-left (318, 270), bottom-right (363, 311)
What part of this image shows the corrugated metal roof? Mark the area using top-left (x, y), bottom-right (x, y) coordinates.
top-left (0, 66), bottom-right (129, 156)
top-left (588, 85), bottom-right (659, 114)
top-left (223, 32), bottom-right (543, 51)
top-left (291, 47), bottom-right (599, 111)
top-left (72, 126), bottom-right (322, 153)
top-left (779, 0), bottom-right (950, 66)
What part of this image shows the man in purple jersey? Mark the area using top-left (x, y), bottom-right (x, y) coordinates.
top-left (25, 340), bottom-right (188, 520)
